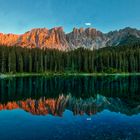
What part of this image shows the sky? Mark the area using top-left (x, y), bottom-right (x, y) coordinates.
top-left (0, 0), bottom-right (140, 34)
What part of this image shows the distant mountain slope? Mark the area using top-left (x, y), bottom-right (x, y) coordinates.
top-left (0, 27), bottom-right (140, 50)
top-left (106, 27), bottom-right (140, 46)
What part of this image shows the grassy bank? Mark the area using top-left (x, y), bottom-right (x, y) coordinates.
top-left (0, 72), bottom-right (140, 79)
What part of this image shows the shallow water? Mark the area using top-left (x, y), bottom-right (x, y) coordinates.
top-left (0, 75), bottom-right (140, 140)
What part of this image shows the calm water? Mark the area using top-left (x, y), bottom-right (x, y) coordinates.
top-left (0, 75), bottom-right (140, 140)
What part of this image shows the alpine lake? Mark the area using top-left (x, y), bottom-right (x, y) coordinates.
top-left (0, 75), bottom-right (140, 140)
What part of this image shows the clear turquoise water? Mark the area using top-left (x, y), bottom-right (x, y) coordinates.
top-left (0, 76), bottom-right (140, 140)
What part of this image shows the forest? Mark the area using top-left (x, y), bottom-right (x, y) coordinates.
top-left (0, 44), bottom-right (140, 73)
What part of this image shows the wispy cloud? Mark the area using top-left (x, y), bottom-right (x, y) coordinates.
top-left (85, 22), bottom-right (92, 26)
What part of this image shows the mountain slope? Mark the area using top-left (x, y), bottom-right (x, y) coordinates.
top-left (106, 27), bottom-right (140, 46)
top-left (66, 28), bottom-right (108, 49)
top-left (0, 27), bottom-right (69, 50)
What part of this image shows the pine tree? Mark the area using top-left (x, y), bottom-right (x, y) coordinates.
top-left (8, 49), bottom-right (16, 73)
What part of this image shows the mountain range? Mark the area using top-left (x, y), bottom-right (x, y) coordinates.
top-left (0, 27), bottom-right (140, 50)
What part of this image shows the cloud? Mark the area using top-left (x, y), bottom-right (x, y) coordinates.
top-left (85, 22), bottom-right (91, 26)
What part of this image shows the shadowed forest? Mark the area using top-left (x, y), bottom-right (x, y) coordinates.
top-left (0, 44), bottom-right (140, 73)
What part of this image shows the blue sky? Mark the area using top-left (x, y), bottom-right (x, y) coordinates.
top-left (0, 0), bottom-right (140, 34)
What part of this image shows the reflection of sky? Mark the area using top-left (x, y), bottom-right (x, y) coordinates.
top-left (0, 109), bottom-right (140, 140)
top-left (0, 0), bottom-right (140, 34)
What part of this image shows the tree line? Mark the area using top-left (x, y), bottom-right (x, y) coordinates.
top-left (0, 44), bottom-right (140, 73)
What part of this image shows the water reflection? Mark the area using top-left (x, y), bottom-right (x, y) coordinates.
top-left (0, 76), bottom-right (140, 116)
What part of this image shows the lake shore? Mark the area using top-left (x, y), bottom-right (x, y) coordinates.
top-left (0, 72), bottom-right (140, 79)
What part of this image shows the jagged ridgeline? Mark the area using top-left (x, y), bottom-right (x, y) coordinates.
top-left (0, 76), bottom-right (140, 116)
top-left (0, 44), bottom-right (140, 73)
top-left (0, 27), bottom-right (140, 50)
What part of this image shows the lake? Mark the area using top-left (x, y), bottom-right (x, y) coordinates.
top-left (0, 75), bottom-right (140, 140)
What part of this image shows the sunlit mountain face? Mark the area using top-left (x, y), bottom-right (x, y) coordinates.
top-left (0, 76), bottom-right (140, 116)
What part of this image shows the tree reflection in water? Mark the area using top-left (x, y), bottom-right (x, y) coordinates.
top-left (0, 75), bottom-right (139, 116)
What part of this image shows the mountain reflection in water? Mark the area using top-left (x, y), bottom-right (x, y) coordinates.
top-left (0, 75), bottom-right (139, 116)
